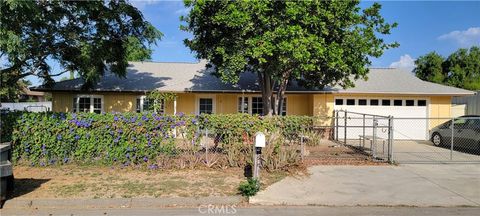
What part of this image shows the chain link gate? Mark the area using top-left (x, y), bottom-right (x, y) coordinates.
top-left (334, 110), bottom-right (394, 162)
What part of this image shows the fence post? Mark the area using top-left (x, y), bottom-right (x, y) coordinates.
top-left (372, 116), bottom-right (377, 160)
top-left (388, 116), bottom-right (394, 163)
top-left (300, 134), bottom-right (305, 162)
top-left (344, 110), bottom-right (347, 145)
top-left (205, 128), bottom-right (209, 165)
top-left (335, 111), bottom-right (339, 141)
top-left (362, 114), bottom-right (366, 148)
top-left (451, 117), bottom-right (454, 161)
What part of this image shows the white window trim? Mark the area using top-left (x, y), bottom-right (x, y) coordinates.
top-left (195, 94), bottom-right (216, 115)
top-left (237, 95), bottom-right (250, 114)
top-left (136, 96), bottom-right (164, 113)
top-left (237, 95), bottom-right (287, 115)
top-left (73, 94), bottom-right (104, 113)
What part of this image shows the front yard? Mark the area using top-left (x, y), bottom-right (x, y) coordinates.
top-left (12, 165), bottom-right (287, 199)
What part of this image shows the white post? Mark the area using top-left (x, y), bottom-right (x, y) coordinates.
top-left (254, 132), bottom-right (266, 184)
top-left (173, 97), bottom-right (177, 138)
top-left (173, 97), bottom-right (177, 115)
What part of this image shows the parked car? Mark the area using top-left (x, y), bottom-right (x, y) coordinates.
top-left (430, 115), bottom-right (480, 153)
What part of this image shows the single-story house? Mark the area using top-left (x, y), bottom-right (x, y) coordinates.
top-left (32, 60), bottom-right (475, 140)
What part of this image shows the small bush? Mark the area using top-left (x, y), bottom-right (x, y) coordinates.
top-left (238, 178), bottom-right (260, 197)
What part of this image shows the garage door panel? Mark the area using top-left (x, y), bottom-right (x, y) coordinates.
top-left (335, 98), bottom-right (428, 140)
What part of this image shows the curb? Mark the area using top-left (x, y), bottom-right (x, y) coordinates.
top-left (2, 196), bottom-right (244, 209)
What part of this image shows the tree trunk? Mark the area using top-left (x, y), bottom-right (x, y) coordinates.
top-left (258, 72), bottom-right (274, 116)
top-left (276, 70), bottom-right (291, 116)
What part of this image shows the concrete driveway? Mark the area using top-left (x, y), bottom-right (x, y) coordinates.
top-left (250, 164), bottom-right (480, 207)
top-left (393, 140), bottom-right (480, 163)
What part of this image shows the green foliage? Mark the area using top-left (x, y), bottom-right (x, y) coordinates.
top-left (414, 46), bottom-right (480, 90)
top-left (0, 0), bottom-right (162, 89)
top-left (0, 79), bottom-right (30, 102)
top-left (2, 111), bottom-right (311, 169)
top-left (146, 91), bottom-right (177, 112)
top-left (182, 0), bottom-right (398, 115)
top-left (414, 52), bottom-right (445, 84)
top-left (238, 178), bottom-right (260, 197)
top-left (1, 111), bottom-right (23, 142)
top-left (126, 36), bottom-right (154, 61)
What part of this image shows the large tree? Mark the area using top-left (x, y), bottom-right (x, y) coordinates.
top-left (414, 46), bottom-right (480, 91)
top-left (0, 0), bottom-right (162, 91)
top-left (413, 52), bottom-right (445, 84)
top-left (181, 0), bottom-right (398, 115)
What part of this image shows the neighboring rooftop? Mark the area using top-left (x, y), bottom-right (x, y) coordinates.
top-left (32, 61), bottom-right (474, 96)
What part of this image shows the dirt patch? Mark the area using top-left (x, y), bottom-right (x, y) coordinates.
top-left (11, 165), bottom-right (287, 199)
top-left (303, 140), bottom-right (388, 166)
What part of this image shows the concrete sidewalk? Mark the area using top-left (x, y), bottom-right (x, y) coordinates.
top-left (2, 196), bottom-right (244, 209)
top-left (250, 164), bottom-right (480, 207)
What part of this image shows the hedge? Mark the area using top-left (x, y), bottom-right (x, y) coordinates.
top-left (1, 111), bottom-right (313, 167)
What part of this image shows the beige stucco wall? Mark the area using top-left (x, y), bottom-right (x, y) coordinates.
top-left (429, 96), bottom-right (453, 128)
top-left (51, 92), bottom-right (454, 128)
top-left (52, 92), bottom-right (138, 113)
top-left (52, 92), bottom-right (313, 116)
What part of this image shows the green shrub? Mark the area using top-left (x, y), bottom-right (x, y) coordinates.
top-left (2, 111), bottom-right (313, 169)
top-left (238, 178), bottom-right (260, 197)
top-left (1, 110), bottom-right (23, 143)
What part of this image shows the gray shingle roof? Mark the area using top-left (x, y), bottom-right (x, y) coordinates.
top-left (335, 68), bottom-right (474, 95)
top-left (32, 61), bottom-right (474, 96)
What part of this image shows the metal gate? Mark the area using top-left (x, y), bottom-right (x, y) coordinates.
top-left (334, 110), bottom-right (394, 162)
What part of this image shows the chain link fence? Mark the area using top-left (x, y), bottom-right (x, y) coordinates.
top-left (331, 111), bottom-right (480, 163)
top-left (392, 116), bottom-right (480, 163)
top-left (186, 113), bottom-right (480, 166)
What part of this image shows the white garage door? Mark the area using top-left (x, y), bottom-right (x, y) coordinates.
top-left (334, 98), bottom-right (429, 140)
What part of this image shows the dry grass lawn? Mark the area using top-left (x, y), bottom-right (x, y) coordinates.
top-left (11, 165), bottom-right (287, 199)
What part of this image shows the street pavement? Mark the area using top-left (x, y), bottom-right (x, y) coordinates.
top-left (2, 206), bottom-right (480, 216)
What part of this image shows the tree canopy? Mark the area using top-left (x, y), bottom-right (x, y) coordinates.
top-left (0, 0), bottom-right (162, 92)
top-left (414, 46), bottom-right (480, 91)
top-left (181, 0), bottom-right (398, 115)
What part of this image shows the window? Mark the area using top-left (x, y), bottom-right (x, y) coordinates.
top-left (73, 95), bottom-right (103, 113)
top-left (93, 98), bottom-right (102, 114)
top-left (358, 99), bottom-right (367, 106)
top-left (252, 97), bottom-right (263, 115)
top-left (238, 97), bottom-right (249, 113)
top-left (279, 98), bottom-right (287, 116)
top-left (394, 100), bottom-right (403, 106)
top-left (406, 100), bottom-right (414, 106)
top-left (199, 98), bottom-right (213, 114)
top-left (418, 100), bottom-right (427, 106)
top-left (136, 96), bottom-right (163, 113)
top-left (73, 98), bottom-right (78, 112)
top-left (136, 98), bottom-right (141, 113)
top-left (78, 97), bottom-right (90, 112)
top-left (335, 99), bottom-right (344, 105)
top-left (452, 118), bottom-right (468, 129)
top-left (370, 99), bottom-right (379, 106)
top-left (382, 99), bottom-right (391, 106)
top-left (346, 99), bottom-right (355, 106)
